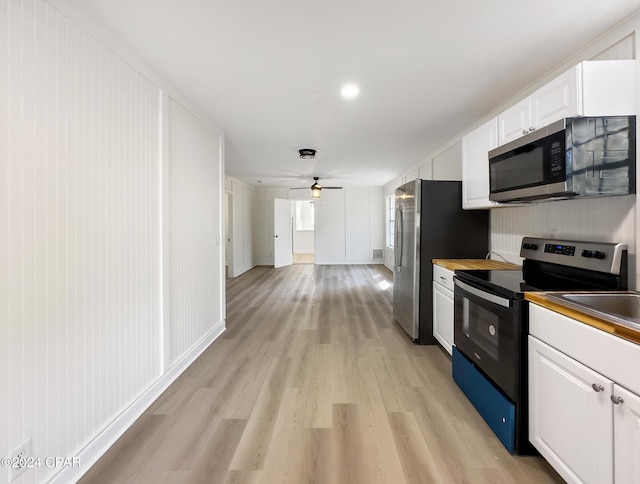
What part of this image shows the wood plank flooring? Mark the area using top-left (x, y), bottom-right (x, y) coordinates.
top-left (292, 253), bottom-right (314, 264)
top-left (81, 264), bottom-right (563, 484)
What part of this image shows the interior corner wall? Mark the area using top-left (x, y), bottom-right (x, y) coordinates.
top-left (2, 1), bottom-right (225, 483)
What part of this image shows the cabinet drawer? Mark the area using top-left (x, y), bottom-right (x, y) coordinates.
top-left (433, 264), bottom-right (455, 291)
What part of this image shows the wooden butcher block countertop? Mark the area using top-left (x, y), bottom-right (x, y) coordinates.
top-left (432, 259), bottom-right (521, 271)
top-left (526, 292), bottom-right (640, 345)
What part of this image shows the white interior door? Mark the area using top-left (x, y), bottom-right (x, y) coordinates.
top-left (274, 198), bottom-right (293, 268)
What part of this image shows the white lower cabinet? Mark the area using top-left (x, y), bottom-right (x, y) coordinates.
top-left (433, 265), bottom-right (455, 355)
top-left (614, 385), bottom-right (640, 484)
top-left (528, 304), bottom-right (640, 484)
top-left (529, 336), bottom-right (613, 483)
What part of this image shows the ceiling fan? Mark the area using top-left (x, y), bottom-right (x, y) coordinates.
top-left (291, 176), bottom-right (343, 199)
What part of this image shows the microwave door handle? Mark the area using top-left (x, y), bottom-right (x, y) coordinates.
top-left (454, 279), bottom-right (511, 308)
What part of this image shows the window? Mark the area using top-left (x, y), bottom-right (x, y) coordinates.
top-left (295, 200), bottom-right (314, 231)
top-left (386, 195), bottom-right (395, 247)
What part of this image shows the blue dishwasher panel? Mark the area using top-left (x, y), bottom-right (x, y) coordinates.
top-left (452, 347), bottom-right (516, 453)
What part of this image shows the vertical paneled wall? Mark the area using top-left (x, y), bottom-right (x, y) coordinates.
top-left (2, 0), bottom-right (162, 481)
top-left (2, 1), bottom-right (225, 482)
top-left (168, 99), bottom-right (222, 364)
top-left (490, 196), bottom-right (636, 284)
top-left (315, 190), bottom-right (347, 262)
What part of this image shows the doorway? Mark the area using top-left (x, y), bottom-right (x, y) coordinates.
top-left (292, 199), bottom-right (315, 264)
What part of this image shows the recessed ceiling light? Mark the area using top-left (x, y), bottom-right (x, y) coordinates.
top-left (341, 84), bottom-right (360, 99)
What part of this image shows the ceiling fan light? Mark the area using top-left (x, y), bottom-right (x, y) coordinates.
top-left (311, 180), bottom-right (322, 198)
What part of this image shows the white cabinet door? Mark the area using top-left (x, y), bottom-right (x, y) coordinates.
top-left (433, 281), bottom-right (454, 355)
top-left (531, 65), bottom-right (579, 128)
top-left (529, 336), bottom-right (614, 484)
top-left (614, 384), bottom-right (640, 484)
top-left (498, 97), bottom-right (531, 145)
top-left (462, 118), bottom-right (498, 209)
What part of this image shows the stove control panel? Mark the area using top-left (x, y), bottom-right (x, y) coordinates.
top-left (544, 244), bottom-right (575, 256)
top-left (520, 237), bottom-right (627, 275)
top-left (581, 250), bottom-right (607, 259)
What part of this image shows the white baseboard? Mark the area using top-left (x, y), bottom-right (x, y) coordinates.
top-left (49, 320), bottom-right (226, 484)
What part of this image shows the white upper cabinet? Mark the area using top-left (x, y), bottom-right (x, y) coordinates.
top-left (531, 66), bottom-right (579, 129)
top-left (462, 118), bottom-right (499, 209)
top-left (498, 97), bottom-right (532, 145)
top-left (498, 60), bottom-right (635, 146)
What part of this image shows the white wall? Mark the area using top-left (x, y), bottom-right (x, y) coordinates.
top-left (293, 230), bottom-right (315, 253)
top-left (253, 187), bottom-right (384, 265)
top-left (315, 187), bottom-right (385, 264)
top-left (225, 177), bottom-right (255, 277)
top-left (2, 1), bottom-right (226, 483)
top-left (490, 196), bottom-right (636, 263)
top-left (315, 190), bottom-right (347, 262)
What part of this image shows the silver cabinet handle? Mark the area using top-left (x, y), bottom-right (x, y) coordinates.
top-left (440, 276), bottom-right (447, 281)
top-left (592, 383), bottom-right (604, 392)
top-left (611, 395), bottom-right (624, 405)
top-left (528, 127), bottom-right (535, 132)
top-left (522, 129), bottom-right (528, 135)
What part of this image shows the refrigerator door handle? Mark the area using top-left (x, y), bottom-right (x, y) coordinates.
top-left (394, 206), bottom-right (403, 270)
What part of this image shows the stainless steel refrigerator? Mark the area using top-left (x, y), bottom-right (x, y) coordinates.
top-left (393, 179), bottom-right (489, 344)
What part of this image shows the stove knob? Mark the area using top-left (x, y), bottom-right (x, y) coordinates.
top-left (582, 250), bottom-right (593, 258)
top-left (594, 251), bottom-right (606, 260)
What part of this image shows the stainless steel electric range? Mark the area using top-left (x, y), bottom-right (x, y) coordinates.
top-left (452, 237), bottom-right (628, 454)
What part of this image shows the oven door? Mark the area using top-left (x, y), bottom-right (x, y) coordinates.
top-left (453, 277), bottom-right (524, 401)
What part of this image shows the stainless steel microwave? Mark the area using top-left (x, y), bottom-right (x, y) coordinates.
top-left (488, 116), bottom-right (636, 203)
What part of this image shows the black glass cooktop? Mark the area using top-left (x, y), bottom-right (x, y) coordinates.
top-left (454, 269), bottom-right (538, 298)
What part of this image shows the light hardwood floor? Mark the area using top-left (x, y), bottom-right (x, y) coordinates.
top-left (81, 264), bottom-right (562, 483)
top-left (292, 253), bottom-right (314, 264)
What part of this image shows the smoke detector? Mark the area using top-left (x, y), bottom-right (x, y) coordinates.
top-left (298, 148), bottom-right (317, 159)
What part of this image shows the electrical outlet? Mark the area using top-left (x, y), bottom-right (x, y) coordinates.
top-left (8, 438), bottom-right (31, 482)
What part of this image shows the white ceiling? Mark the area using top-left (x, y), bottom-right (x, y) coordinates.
top-left (70, 0), bottom-right (640, 188)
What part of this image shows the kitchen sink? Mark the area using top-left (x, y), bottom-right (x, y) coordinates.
top-left (548, 292), bottom-right (640, 330)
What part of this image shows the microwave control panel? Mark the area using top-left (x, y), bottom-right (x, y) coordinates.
top-left (549, 141), bottom-right (563, 173)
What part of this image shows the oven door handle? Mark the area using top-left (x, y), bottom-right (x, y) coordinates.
top-left (454, 278), bottom-right (511, 308)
